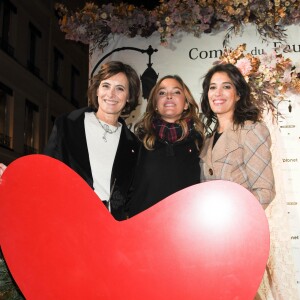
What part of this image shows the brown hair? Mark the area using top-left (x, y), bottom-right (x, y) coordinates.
top-left (87, 61), bottom-right (140, 114)
top-left (201, 63), bottom-right (261, 134)
top-left (135, 75), bottom-right (204, 150)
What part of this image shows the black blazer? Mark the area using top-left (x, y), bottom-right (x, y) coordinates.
top-left (44, 107), bottom-right (139, 220)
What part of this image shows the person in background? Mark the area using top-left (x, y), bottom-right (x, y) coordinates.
top-left (1, 61), bottom-right (141, 221)
top-left (200, 63), bottom-right (275, 208)
top-left (126, 75), bottom-right (204, 217)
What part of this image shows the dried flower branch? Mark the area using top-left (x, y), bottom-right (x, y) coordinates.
top-left (216, 44), bottom-right (300, 116)
top-left (55, 0), bottom-right (300, 51)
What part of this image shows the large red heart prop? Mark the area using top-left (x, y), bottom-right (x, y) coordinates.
top-left (0, 155), bottom-right (269, 299)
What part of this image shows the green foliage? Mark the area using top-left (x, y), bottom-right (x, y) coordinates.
top-left (0, 256), bottom-right (24, 300)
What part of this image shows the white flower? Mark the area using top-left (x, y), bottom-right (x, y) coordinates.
top-left (235, 57), bottom-right (252, 76)
top-left (100, 12), bottom-right (107, 19)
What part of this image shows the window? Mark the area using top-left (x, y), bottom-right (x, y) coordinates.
top-left (71, 65), bottom-right (80, 107)
top-left (53, 47), bottom-right (64, 94)
top-left (0, 81), bottom-right (13, 149)
top-left (27, 22), bottom-right (42, 77)
top-left (0, 0), bottom-right (17, 56)
top-left (24, 100), bottom-right (39, 154)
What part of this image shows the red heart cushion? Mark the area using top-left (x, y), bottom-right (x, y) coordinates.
top-left (0, 154), bottom-right (269, 299)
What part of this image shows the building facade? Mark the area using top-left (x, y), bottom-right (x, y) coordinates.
top-left (0, 0), bottom-right (89, 165)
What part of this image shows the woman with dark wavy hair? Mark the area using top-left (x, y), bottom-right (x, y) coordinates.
top-left (126, 75), bottom-right (204, 217)
top-left (200, 63), bottom-right (275, 208)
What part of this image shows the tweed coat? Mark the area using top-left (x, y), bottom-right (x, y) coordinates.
top-left (200, 121), bottom-right (275, 208)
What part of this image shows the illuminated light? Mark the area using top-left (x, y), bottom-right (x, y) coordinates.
top-left (200, 192), bottom-right (236, 230)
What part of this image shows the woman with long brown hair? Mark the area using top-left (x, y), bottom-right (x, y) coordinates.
top-left (126, 75), bottom-right (204, 217)
top-left (200, 63), bottom-right (275, 208)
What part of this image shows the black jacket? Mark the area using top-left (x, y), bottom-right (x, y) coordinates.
top-left (126, 134), bottom-right (201, 217)
top-left (44, 107), bottom-right (139, 220)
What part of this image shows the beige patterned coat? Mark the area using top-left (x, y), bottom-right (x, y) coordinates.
top-left (200, 121), bottom-right (275, 208)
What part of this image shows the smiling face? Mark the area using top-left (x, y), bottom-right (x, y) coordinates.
top-left (96, 72), bottom-right (129, 119)
top-left (208, 71), bottom-right (240, 121)
top-left (155, 78), bottom-right (188, 123)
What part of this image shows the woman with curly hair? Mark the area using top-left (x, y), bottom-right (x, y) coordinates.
top-left (126, 75), bottom-right (204, 217)
top-left (200, 63), bottom-right (275, 208)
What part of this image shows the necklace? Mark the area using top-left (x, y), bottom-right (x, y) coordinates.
top-left (94, 113), bottom-right (119, 142)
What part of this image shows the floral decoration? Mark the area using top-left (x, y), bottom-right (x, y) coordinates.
top-left (55, 0), bottom-right (300, 52)
top-left (215, 44), bottom-right (300, 115)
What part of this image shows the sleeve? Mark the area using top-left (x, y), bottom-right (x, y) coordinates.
top-left (243, 122), bottom-right (276, 208)
top-left (43, 118), bottom-right (61, 160)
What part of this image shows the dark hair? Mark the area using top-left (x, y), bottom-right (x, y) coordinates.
top-left (87, 61), bottom-right (140, 114)
top-left (200, 63), bottom-right (261, 133)
top-left (135, 75), bottom-right (204, 150)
